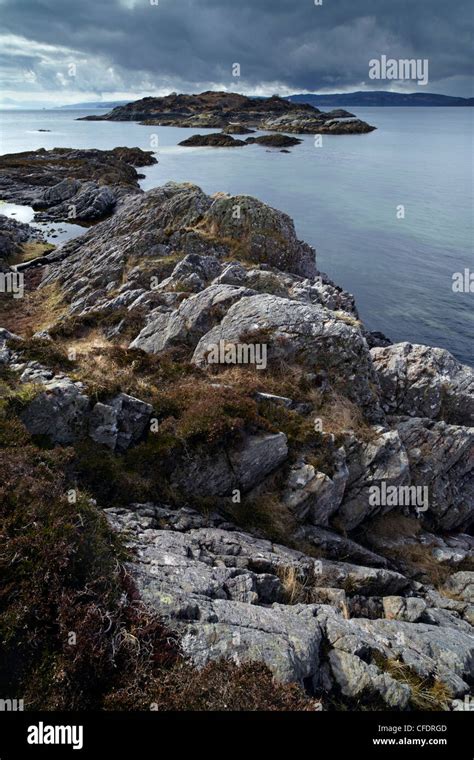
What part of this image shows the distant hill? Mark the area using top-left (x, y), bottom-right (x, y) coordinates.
top-left (57, 101), bottom-right (130, 110)
top-left (287, 91), bottom-right (474, 107)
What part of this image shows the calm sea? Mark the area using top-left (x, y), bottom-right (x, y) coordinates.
top-left (0, 107), bottom-right (472, 364)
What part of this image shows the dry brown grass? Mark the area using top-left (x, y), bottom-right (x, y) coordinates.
top-left (374, 655), bottom-right (452, 711)
top-left (277, 565), bottom-right (313, 604)
top-left (361, 514), bottom-right (452, 587)
top-left (366, 512), bottom-right (423, 541)
top-left (315, 391), bottom-right (377, 441)
top-left (105, 659), bottom-right (321, 711)
top-left (10, 241), bottom-right (55, 265)
top-left (0, 279), bottom-right (66, 336)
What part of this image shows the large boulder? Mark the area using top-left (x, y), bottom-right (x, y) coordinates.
top-left (19, 375), bottom-right (90, 445)
top-left (192, 294), bottom-right (382, 420)
top-left (396, 418), bottom-right (474, 531)
top-left (371, 342), bottom-right (474, 425)
top-left (201, 195), bottom-right (317, 278)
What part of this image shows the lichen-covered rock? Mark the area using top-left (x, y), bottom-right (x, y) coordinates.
top-left (382, 596), bottom-right (427, 622)
top-left (331, 428), bottom-right (410, 530)
top-left (192, 294), bottom-right (382, 420)
top-left (105, 504), bottom-right (474, 702)
top-left (328, 649), bottom-right (410, 708)
top-left (181, 602), bottom-right (322, 686)
top-left (371, 342), bottom-right (474, 425)
top-left (3, 148), bottom-right (473, 710)
top-left (20, 375), bottom-right (90, 445)
top-left (314, 560), bottom-right (411, 596)
top-left (15, 362), bottom-right (151, 451)
top-left (89, 393), bottom-right (153, 451)
top-left (442, 572), bottom-right (474, 603)
top-left (321, 610), bottom-right (474, 697)
top-left (396, 417), bottom-right (474, 531)
top-left (201, 195), bottom-right (317, 278)
top-left (130, 284), bottom-right (255, 353)
top-left (283, 450), bottom-right (348, 525)
top-left (104, 508), bottom-right (322, 685)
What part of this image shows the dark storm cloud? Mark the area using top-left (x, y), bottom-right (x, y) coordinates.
top-left (1, 0), bottom-right (472, 98)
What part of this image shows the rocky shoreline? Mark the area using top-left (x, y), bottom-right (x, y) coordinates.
top-left (0, 148), bottom-right (472, 711)
top-left (0, 147), bottom-right (156, 223)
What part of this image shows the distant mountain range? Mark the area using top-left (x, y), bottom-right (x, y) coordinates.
top-left (63, 92), bottom-right (474, 110)
top-left (287, 91), bottom-right (474, 107)
top-left (2, 91), bottom-right (471, 111)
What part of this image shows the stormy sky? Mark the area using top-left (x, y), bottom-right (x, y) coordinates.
top-left (0, 0), bottom-right (472, 105)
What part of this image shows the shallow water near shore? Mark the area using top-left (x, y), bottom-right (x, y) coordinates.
top-left (0, 107), bottom-right (472, 364)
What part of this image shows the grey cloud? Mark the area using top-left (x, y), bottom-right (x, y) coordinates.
top-left (0, 0), bottom-right (472, 98)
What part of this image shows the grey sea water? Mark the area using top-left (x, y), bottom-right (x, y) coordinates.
top-left (0, 107), bottom-right (472, 364)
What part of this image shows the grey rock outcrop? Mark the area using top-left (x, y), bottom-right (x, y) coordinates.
top-left (335, 428), bottom-right (410, 530)
top-left (105, 505), bottom-right (474, 705)
top-left (192, 293), bottom-right (382, 419)
top-left (3, 158), bottom-right (473, 711)
top-left (88, 393), bottom-right (153, 452)
top-left (396, 418), bottom-right (474, 531)
top-left (130, 284), bottom-right (256, 353)
top-left (79, 91), bottom-right (376, 136)
top-left (371, 342), bottom-right (474, 425)
top-left (0, 147), bottom-right (157, 223)
top-left (13, 360), bottom-right (152, 451)
top-left (171, 432), bottom-right (288, 497)
top-left (0, 214), bottom-right (44, 267)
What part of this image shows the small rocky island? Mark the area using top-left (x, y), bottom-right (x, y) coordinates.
top-left (0, 145), bottom-right (472, 712)
top-left (79, 90), bottom-right (376, 136)
top-left (178, 132), bottom-right (302, 149)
